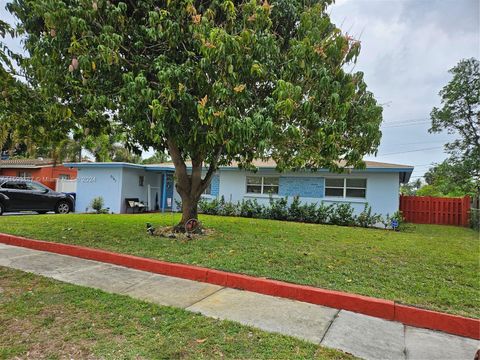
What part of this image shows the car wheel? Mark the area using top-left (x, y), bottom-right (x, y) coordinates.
top-left (55, 201), bottom-right (71, 214)
top-left (0, 202), bottom-right (3, 216)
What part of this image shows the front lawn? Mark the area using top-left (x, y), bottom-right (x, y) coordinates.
top-left (0, 267), bottom-right (353, 359)
top-left (0, 213), bottom-right (478, 318)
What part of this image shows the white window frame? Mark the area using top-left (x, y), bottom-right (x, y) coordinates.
top-left (325, 178), bottom-right (367, 199)
top-left (246, 176), bottom-right (279, 195)
top-left (18, 171), bottom-right (32, 179)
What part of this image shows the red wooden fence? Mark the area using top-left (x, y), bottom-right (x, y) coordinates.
top-left (399, 195), bottom-right (470, 226)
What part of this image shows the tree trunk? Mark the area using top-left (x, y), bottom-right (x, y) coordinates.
top-left (166, 139), bottom-right (223, 232)
top-left (173, 162), bottom-right (204, 231)
top-left (174, 193), bottom-right (200, 232)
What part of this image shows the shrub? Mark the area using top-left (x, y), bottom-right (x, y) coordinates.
top-left (267, 197), bottom-right (288, 220)
top-left (356, 204), bottom-right (381, 228)
top-left (219, 200), bottom-right (238, 217)
top-left (192, 194), bottom-right (399, 230)
top-left (287, 197), bottom-right (318, 223)
top-left (239, 199), bottom-right (264, 218)
top-left (287, 196), bottom-right (304, 221)
top-left (198, 197), bottom-right (222, 215)
top-left (302, 202), bottom-right (318, 223)
top-left (329, 203), bottom-right (355, 226)
top-left (199, 196), bottom-right (240, 217)
top-left (380, 213), bottom-right (392, 229)
top-left (90, 196), bottom-right (108, 214)
top-left (316, 203), bottom-right (333, 224)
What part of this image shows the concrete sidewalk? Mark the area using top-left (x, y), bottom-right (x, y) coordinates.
top-left (0, 243), bottom-right (478, 360)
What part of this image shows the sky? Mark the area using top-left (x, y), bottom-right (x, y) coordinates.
top-left (1, 0), bottom-right (479, 180)
top-left (329, 0), bottom-right (480, 180)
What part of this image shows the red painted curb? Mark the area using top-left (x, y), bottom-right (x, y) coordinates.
top-left (1, 233), bottom-right (478, 339)
top-left (394, 304), bottom-right (480, 340)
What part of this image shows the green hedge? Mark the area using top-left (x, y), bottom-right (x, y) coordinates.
top-left (198, 196), bottom-right (404, 230)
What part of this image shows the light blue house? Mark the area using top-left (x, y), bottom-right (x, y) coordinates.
top-left (65, 160), bottom-right (413, 216)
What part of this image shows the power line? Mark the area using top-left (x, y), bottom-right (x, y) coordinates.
top-left (381, 140), bottom-right (445, 147)
top-left (383, 117), bottom-right (429, 124)
top-left (377, 146), bottom-right (443, 156)
top-left (383, 121), bottom-right (431, 128)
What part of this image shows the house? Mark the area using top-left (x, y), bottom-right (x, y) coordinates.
top-left (65, 160), bottom-right (413, 216)
top-left (0, 158), bottom-right (78, 190)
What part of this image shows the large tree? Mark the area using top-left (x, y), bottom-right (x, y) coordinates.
top-left (430, 58), bottom-right (480, 192)
top-left (142, 151), bottom-right (170, 164)
top-left (400, 178), bottom-right (422, 196)
top-left (1, 14), bottom-right (75, 159)
top-left (420, 159), bottom-right (477, 197)
top-left (8, 0), bottom-right (383, 228)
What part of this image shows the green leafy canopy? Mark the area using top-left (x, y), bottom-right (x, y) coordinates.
top-left (0, 13), bottom-right (77, 158)
top-left (8, 0), bottom-right (382, 172)
top-left (430, 58), bottom-right (480, 188)
top-left (8, 0), bottom-right (383, 223)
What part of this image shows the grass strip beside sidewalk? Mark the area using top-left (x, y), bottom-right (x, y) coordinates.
top-left (0, 267), bottom-right (354, 359)
top-left (0, 213), bottom-right (478, 318)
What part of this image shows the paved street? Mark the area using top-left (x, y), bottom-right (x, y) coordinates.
top-left (0, 243), bottom-right (478, 360)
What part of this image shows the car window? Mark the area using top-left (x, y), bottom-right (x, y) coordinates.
top-left (0, 181), bottom-right (14, 189)
top-left (1, 181), bottom-right (27, 190)
top-left (26, 182), bottom-right (48, 191)
top-left (16, 182), bottom-right (28, 190)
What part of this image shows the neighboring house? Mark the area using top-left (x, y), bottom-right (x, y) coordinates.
top-left (65, 160), bottom-right (413, 216)
top-left (0, 159), bottom-right (78, 190)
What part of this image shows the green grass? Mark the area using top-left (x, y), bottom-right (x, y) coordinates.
top-left (0, 267), bottom-right (353, 360)
top-left (0, 213), bottom-right (479, 318)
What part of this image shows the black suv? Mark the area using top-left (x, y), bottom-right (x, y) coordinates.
top-left (0, 177), bottom-right (75, 215)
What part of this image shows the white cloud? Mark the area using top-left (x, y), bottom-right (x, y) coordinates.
top-left (330, 0), bottom-right (479, 178)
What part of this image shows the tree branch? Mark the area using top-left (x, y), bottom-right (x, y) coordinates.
top-left (190, 155), bottom-right (203, 198)
top-left (167, 138), bottom-right (189, 195)
top-left (200, 145), bottom-right (223, 192)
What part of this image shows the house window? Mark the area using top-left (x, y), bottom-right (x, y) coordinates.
top-left (59, 174), bottom-right (70, 180)
top-left (246, 176), bottom-right (279, 195)
top-left (345, 178), bottom-right (367, 198)
top-left (18, 171), bottom-right (32, 179)
top-left (324, 178), bottom-right (344, 197)
top-left (325, 178), bottom-right (366, 198)
top-left (139, 176), bottom-right (144, 187)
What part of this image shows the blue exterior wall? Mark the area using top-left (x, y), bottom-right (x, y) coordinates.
top-left (72, 164), bottom-right (404, 216)
top-left (217, 169), bottom-right (401, 216)
top-left (210, 175), bottom-right (220, 197)
top-left (74, 167), bottom-right (123, 213)
top-left (74, 166), bottom-right (172, 214)
top-left (279, 177), bottom-right (324, 198)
